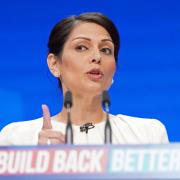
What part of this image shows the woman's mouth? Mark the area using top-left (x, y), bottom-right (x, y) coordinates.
top-left (86, 69), bottom-right (104, 81)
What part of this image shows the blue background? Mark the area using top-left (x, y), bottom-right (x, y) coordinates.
top-left (0, 0), bottom-right (179, 142)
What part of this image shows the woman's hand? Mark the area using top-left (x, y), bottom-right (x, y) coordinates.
top-left (38, 104), bottom-right (65, 145)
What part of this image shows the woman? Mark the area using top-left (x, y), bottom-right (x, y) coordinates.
top-left (0, 12), bottom-right (169, 145)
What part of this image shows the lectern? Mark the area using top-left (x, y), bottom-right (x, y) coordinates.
top-left (0, 144), bottom-right (179, 179)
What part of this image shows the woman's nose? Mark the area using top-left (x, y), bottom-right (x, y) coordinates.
top-left (89, 49), bottom-right (101, 64)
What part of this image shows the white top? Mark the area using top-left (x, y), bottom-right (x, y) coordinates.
top-left (0, 114), bottom-right (169, 146)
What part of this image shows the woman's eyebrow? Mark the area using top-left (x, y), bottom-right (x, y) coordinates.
top-left (101, 39), bottom-right (113, 43)
top-left (72, 37), bottom-right (91, 41)
top-left (72, 37), bottom-right (113, 43)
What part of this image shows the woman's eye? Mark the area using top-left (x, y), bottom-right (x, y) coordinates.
top-left (101, 48), bottom-right (112, 55)
top-left (75, 45), bottom-right (88, 51)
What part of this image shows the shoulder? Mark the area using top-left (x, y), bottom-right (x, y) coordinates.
top-left (0, 117), bottom-right (43, 145)
top-left (110, 114), bottom-right (169, 143)
top-left (1, 117), bottom-right (43, 133)
top-left (115, 114), bottom-right (165, 129)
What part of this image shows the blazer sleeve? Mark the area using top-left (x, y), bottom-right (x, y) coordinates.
top-left (0, 123), bottom-right (15, 146)
top-left (151, 119), bottom-right (169, 143)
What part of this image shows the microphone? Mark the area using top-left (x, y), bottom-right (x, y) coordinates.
top-left (64, 91), bottom-right (73, 108)
top-left (80, 123), bottom-right (95, 133)
top-left (64, 90), bottom-right (73, 144)
top-left (102, 90), bottom-right (110, 108)
top-left (102, 90), bottom-right (112, 144)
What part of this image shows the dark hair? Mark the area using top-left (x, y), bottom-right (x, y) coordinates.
top-left (48, 12), bottom-right (120, 89)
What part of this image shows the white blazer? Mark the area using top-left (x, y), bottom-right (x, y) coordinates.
top-left (0, 114), bottom-right (169, 145)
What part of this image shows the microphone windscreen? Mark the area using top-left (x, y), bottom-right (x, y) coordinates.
top-left (102, 90), bottom-right (110, 106)
top-left (64, 91), bottom-right (73, 108)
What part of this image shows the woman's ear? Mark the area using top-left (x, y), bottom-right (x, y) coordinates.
top-left (47, 53), bottom-right (61, 77)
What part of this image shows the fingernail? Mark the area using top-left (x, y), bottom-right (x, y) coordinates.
top-left (42, 104), bottom-right (46, 109)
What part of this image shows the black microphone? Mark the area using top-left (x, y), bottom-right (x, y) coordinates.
top-left (80, 123), bottom-right (95, 133)
top-left (64, 91), bottom-right (73, 108)
top-left (64, 90), bottom-right (73, 144)
top-left (102, 90), bottom-right (110, 108)
top-left (102, 90), bottom-right (112, 144)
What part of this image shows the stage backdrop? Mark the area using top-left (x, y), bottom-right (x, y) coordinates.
top-left (0, 0), bottom-right (179, 142)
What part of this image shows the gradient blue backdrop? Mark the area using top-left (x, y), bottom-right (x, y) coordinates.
top-left (0, 0), bottom-right (179, 142)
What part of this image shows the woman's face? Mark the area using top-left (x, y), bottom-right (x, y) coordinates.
top-left (58, 22), bottom-right (116, 96)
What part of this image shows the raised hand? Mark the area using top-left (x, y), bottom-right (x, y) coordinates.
top-left (38, 104), bottom-right (65, 145)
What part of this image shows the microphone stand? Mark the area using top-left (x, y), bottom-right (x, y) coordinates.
top-left (64, 91), bottom-right (73, 144)
top-left (102, 90), bottom-right (112, 144)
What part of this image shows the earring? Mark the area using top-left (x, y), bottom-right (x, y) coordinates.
top-left (111, 79), bottom-right (114, 85)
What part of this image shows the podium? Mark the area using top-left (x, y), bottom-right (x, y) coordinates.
top-left (0, 144), bottom-right (180, 179)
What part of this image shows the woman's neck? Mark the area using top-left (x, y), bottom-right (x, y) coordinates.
top-left (54, 94), bottom-right (106, 125)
